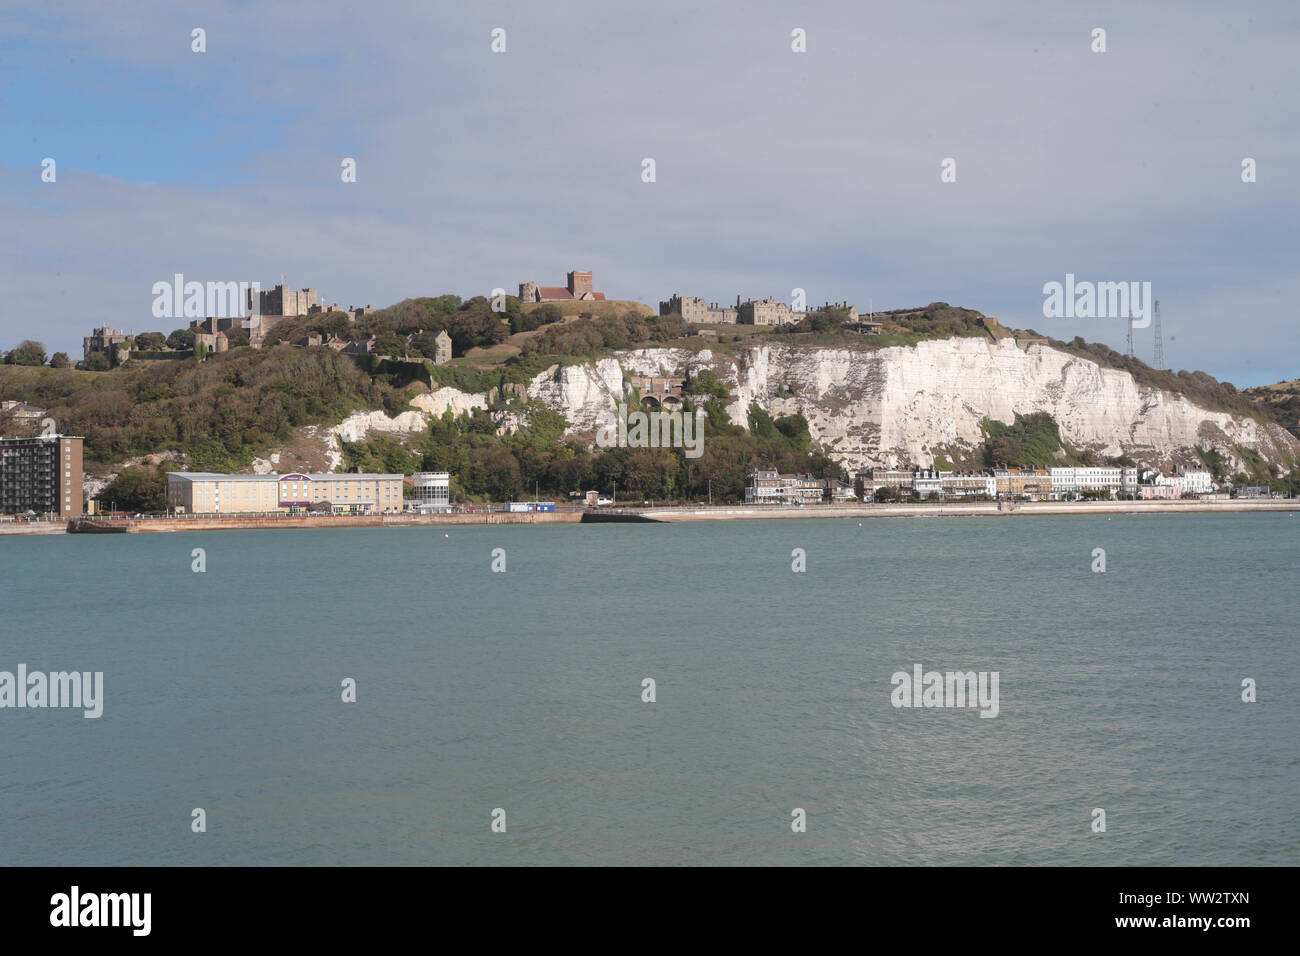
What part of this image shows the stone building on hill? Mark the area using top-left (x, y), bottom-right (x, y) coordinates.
top-left (659, 294), bottom-right (737, 324)
top-left (519, 270), bottom-right (607, 303)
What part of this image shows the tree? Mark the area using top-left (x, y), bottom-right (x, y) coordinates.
top-left (134, 332), bottom-right (167, 350)
top-left (167, 328), bottom-right (196, 350)
top-left (84, 353), bottom-right (111, 371)
top-left (989, 437), bottom-right (1022, 466)
top-left (101, 467), bottom-right (168, 513)
top-left (443, 309), bottom-right (509, 355)
top-left (5, 340), bottom-right (47, 365)
top-left (49, 352), bottom-right (70, 368)
top-left (370, 331), bottom-right (405, 357)
top-left (410, 329), bottom-right (457, 359)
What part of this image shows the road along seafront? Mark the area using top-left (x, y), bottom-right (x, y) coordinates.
top-left (643, 498), bottom-right (1300, 521)
top-left (25, 497), bottom-right (1299, 534)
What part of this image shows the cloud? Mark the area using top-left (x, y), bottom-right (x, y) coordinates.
top-left (0, 0), bottom-right (1295, 384)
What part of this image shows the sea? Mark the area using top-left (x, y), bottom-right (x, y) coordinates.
top-left (1, 513), bottom-right (1296, 866)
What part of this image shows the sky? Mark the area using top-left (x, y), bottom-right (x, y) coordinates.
top-left (1, 0), bottom-right (1296, 386)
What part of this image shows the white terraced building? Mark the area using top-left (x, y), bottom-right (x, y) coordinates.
top-left (1156, 469), bottom-right (1213, 496)
top-left (166, 471), bottom-right (405, 514)
top-left (1048, 466), bottom-right (1139, 499)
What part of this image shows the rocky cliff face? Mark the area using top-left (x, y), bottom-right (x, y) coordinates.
top-left (523, 337), bottom-right (1299, 474)
top-left (258, 336), bottom-right (1296, 477)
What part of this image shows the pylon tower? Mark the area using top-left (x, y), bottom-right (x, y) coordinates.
top-left (1152, 299), bottom-right (1164, 369)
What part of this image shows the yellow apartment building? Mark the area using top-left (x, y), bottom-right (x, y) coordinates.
top-left (166, 471), bottom-right (405, 514)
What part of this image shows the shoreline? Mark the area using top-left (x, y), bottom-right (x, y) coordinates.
top-left (646, 499), bottom-right (1300, 521)
top-left (0, 498), bottom-right (1292, 535)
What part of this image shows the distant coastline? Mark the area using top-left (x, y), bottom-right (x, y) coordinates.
top-left (0, 498), bottom-right (1294, 535)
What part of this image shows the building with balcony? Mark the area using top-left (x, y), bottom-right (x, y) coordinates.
top-left (0, 435), bottom-right (83, 517)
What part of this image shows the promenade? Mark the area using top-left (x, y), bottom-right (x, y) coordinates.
top-left (0, 497), bottom-right (1285, 535)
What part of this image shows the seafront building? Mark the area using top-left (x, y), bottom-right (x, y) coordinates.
top-left (1048, 466), bottom-right (1131, 498)
top-left (850, 463), bottom-right (1212, 502)
top-left (743, 470), bottom-right (855, 504)
top-left (166, 471), bottom-right (405, 515)
top-left (854, 469), bottom-right (914, 498)
top-left (993, 467), bottom-right (1052, 499)
top-left (938, 471), bottom-right (998, 498)
top-left (1155, 468), bottom-right (1213, 496)
top-left (410, 472), bottom-right (451, 513)
top-left (0, 435), bottom-right (84, 517)
top-left (1139, 484), bottom-right (1181, 500)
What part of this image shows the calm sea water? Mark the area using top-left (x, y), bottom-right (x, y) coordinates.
top-left (1, 513), bottom-right (1296, 866)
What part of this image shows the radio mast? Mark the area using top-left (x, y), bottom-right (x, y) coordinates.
top-left (1152, 299), bottom-right (1164, 369)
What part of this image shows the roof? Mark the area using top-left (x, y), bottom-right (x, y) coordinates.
top-left (536, 286), bottom-right (573, 299)
top-left (0, 434), bottom-right (84, 444)
top-left (0, 401), bottom-right (45, 414)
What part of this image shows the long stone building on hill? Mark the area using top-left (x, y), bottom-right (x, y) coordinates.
top-left (519, 270), bottom-right (607, 303)
top-left (659, 294), bottom-right (737, 324)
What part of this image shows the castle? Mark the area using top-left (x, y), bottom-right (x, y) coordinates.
top-left (82, 326), bottom-right (133, 362)
top-left (248, 284), bottom-right (317, 317)
top-left (659, 295), bottom-right (737, 324)
top-left (189, 282), bottom-right (331, 347)
top-left (519, 270), bottom-right (606, 303)
top-left (663, 295), bottom-right (862, 327)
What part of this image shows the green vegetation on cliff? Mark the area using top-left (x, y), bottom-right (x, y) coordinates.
top-left (339, 396), bottom-right (844, 504)
top-left (0, 347), bottom-right (396, 470)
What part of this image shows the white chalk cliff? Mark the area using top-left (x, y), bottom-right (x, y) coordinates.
top-left (520, 337), bottom-right (1298, 474)
top-left (278, 336), bottom-right (1295, 477)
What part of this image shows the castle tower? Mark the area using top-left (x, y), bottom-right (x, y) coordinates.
top-left (567, 271), bottom-right (593, 297)
top-left (518, 282), bottom-right (537, 303)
